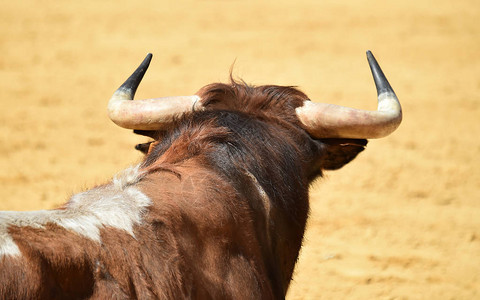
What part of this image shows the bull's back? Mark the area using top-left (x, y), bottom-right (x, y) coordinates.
top-left (138, 166), bottom-right (276, 299)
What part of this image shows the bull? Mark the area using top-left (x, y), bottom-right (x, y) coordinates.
top-left (0, 51), bottom-right (401, 299)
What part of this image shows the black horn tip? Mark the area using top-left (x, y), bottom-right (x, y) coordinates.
top-left (117, 53), bottom-right (153, 98)
top-left (366, 50), bottom-right (394, 96)
top-left (142, 53), bottom-right (153, 68)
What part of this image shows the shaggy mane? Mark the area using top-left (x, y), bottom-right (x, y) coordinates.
top-left (195, 77), bottom-right (309, 124)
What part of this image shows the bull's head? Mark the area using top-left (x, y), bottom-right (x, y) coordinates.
top-left (108, 51), bottom-right (401, 141)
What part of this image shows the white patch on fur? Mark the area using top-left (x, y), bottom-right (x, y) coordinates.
top-left (244, 170), bottom-right (270, 211)
top-left (0, 164), bottom-right (151, 257)
top-left (0, 228), bottom-right (21, 257)
top-left (244, 170), bottom-right (272, 248)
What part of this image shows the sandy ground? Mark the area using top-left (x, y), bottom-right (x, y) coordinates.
top-left (1, 0), bottom-right (479, 298)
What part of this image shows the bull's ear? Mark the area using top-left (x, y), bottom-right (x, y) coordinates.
top-left (135, 142), bottom-right (152, 154)
top-left (319, 139), bottom-right (368, 170)
top-left (133, 130), bottom-right (164, 154)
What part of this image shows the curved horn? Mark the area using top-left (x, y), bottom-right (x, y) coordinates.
top-left (108, 53), bottom-right (202, 130)
top-left (296, 51), bottom-right (402, 139)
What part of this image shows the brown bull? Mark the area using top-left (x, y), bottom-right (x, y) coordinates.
top-left (0, 51), bottom-right (401, 299)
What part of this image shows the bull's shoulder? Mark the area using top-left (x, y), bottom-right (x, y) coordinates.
top-left (137, 165), bottom-right (274, 298)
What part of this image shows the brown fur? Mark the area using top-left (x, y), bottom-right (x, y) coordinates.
top-left (1, 80), bottom-right (366, 299)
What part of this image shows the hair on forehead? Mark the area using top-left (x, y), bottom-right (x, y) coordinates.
top-left (195, 76), bottom-right (309, 120)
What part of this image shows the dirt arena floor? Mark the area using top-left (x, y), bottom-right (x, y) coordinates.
top-left (1, 0), bottom-right (479, 298)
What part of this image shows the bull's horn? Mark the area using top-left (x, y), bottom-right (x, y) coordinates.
top-left (108, 53), bottom-right (202, 130)
top-left (296, 51), bottom-right (402, 139)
